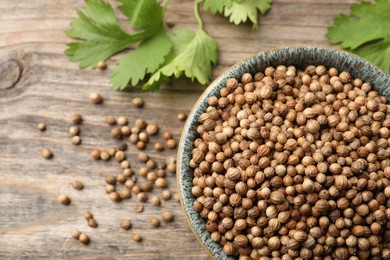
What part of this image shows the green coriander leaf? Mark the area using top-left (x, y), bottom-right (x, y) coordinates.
top-left (202, 0), bottom-right (232, 14)
top-left (118, 0), bottom-right (164, 34)
top-left (65, 0), bottom-right (141, 68)
top-left (111, 30), bottom-right (172, 90)
top-left (327, 0), bottom-right (390, 73)
top-left (224, 0), bottom-right (271, 29)
top-left (143, 28), bottom-right (218, 91)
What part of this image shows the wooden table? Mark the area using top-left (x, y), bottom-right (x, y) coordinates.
top-left (0, 0), bottom-right (358, 259)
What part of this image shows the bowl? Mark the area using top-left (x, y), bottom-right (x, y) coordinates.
top-left (177, 46), bottom-right (390, 259)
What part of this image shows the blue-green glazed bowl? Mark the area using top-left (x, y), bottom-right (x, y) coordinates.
top-left (177, 46), bottom-right (390, 259)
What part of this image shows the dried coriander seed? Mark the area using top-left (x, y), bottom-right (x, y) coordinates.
top-left (132, 97), bottom-right (144, 108)
top-left (136, 192), bottom-right (148, 202)
top-left (132, 234), bottom-right (142, 242)
top-left (100, 149), bottom-right (110, 160)
top-left (120, 219), bottom-right (132, 230)
top-left (37, 122), bottom-right (46, 131)
top-left (96, 60), bottom-right (107, 70)
top-left (117, 116), bottom-right (128, 126)
top-left (177, 113), bottom-right (187, 121)
top-left (109, 192), bottom-right (121, 202)
top-left (106, 115), bottom-right (116, 125)
top-left (162, 131), bottom-right (172, 140)
top-left (117, 143), bottom-right (128, 151)
top-left (155, 178), bottom-right (168, 188)
top-left (71, 230), bottom-right (81, 240)
top-left (154, 142), bottom-right (164, 151)
top-left (79, 233), bottom-right (90, 245)
top-left (71, 135), bottom-right (81, 145)
top-left (84, 211), bottom-right (93, 220)
top-left (149, 217), bottom-right (160, 227)
top-left (161, 190), bottom-right (171, 200)
top-left (89, 92), bottom-right (103, 104)
top-left (91, 148), bottom-right (100, 160)
top-left (88, 218), bottom-right (98, 228)
top-left (166, 139), bottom-right (176, 149)
top-left (151, 196), bottom-right (161, 206)
top-left (146, 123), bottom-right (159, 135)
top-left (111, 127), bottom-right (122, 139)
top-left (71, 180), bottom-right (84, 190)
top-left (134, 203), bottom-right (144, 213)
top-left (58, 194), bottom-right (70, 205)
top-left (162, 211), bottom-right (174, 222)
top-left (41, 148), bottom-right (53, 159)
top-left (69, 126), bottom-right (79, 136)
top-left (138, 152), bottom-right (148, 162)
top-left (71, 113), bottom-right (82, 124)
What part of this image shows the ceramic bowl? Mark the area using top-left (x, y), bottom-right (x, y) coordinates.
top-left (177, 46), bottom-right (390, 259)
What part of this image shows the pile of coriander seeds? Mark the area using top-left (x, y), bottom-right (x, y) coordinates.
top-left (189, 65), bottom-right (390, 259)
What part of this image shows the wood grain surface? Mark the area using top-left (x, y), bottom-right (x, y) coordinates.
top-left (0, 0), bottom-right (358, 259)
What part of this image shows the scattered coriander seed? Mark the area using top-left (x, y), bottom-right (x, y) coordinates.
top-left (132, 97), bottom-right (144, 108)
top-left (136, 192), bottom-right (148, 202)
top-left (123, 168), bottom-right (134, 177)
top-left (121, 126), bottom-right (131, 136)
top-left (96, 60), bottom-right (107, 70)
top-left (119, 188), bottom-right (131, 199)
top-left (177, 112), bottom-right (187, 121)
top-left (115, 151), bottom-right (125, 162)
top-left (71, 180), bottom-right (84, 190)
top-left (109, 192), bottom-right (121, 202)
top-left (165, 20), bottom-right (175, 28)
top-left (105, 175), bottom-right (116, 185)
top-left (135, 119), bottom-right (147, 129)
top-left (117, 174), bottom-right (126, 184)
top-left (154, 142), bottom-right (164, 151)
top-left (156, 169), bottom-right (166, 178)
top-left (117, 116), bottom-right (128, 126)
top-left (149, 217), bottom-right (160, 227)
top-left (120, 219), bottom-right (132, 230)
top-left (100, 149), bottom-right (110, 160)
top-left (167, 163), bottom-right (176, 174)
top-left (134, 203), bottom-right (144, 213)
top-left (132, 234), bottom-right (142, 242)
top-left (41, 148), bottom-right (53, 159)
top-left (120, 160), bottom-right (131, 169)
top-left (91, 148), bottom-right (100, 160)
top-left (136, 141), bottom-right (146, 150)
top-left (69, 126), bottom-right (79, 136)
top-left (161, 190), bottom-right (171, 201)
top-left (37, 122), bottom-right (46, 131)
top-left (83, 211), bottom-right (93, 220)
top-left (71, 113), bottom-right (82, 124)
top-left (146, 159), bottom-right (156, 169)
top-left (162, 131), bottom-right (172, 140)
top-left (162, 211), bottom-right (174, 222)
top-left (166, 139), bottom-right (176, 149)
top-left (139, 167), bottom-right (148, 177)
top-left (106, 115), bottom-right (116, 125)
top-left (138, 152), bottom-right (148, 162)
top-left (117, 143), bottom-right (128, 151)
top-left (88, 218), bottom-right (98, 228)
top-left (58, 194), bottom-right (70, 205)
top-left (72, 135), bottom-right (81, 145)
top-left (146, 123), bottom-right (159, 135)
top-left (89, 92), bottom-right (103, 104)
top-left (106, 184), bottom-right (115, 194)
top-left (71, 230), bottom-right (81, 240)
top-left (111, 127), bottom-right (122, 139)
top-left (108, 147), bottom-right (117, 156)
top-left (79, 233), bottom-right (90, 245)
top-left (129, 133), bottom-right (139, 144)
top-left (155, 178), bottom-right (168, 188)
top-left (151, 196), bottom-right (161, 206)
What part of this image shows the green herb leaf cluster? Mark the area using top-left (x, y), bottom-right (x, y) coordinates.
top-left (201, 0), bottom-right (272, 29)
top-left (65, 0), bottom-right (218, 91)
top-left (327, 0), bottom-right (390, 73)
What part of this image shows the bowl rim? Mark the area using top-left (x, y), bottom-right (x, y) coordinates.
top-left (176, 45), bottom-right (390, 259)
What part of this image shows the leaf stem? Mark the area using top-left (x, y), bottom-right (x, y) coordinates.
top-left (162, 0), bottom-right (169, 13)
top-left (194, 1), bottom-right (203, 30)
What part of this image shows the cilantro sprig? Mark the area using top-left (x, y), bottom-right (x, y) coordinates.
top-left (66, 0), bottom-right (219, 91)
top-left (327, 0), bottom-right (390, 73)
top-left (201, 0), bottom-right (272, 29)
